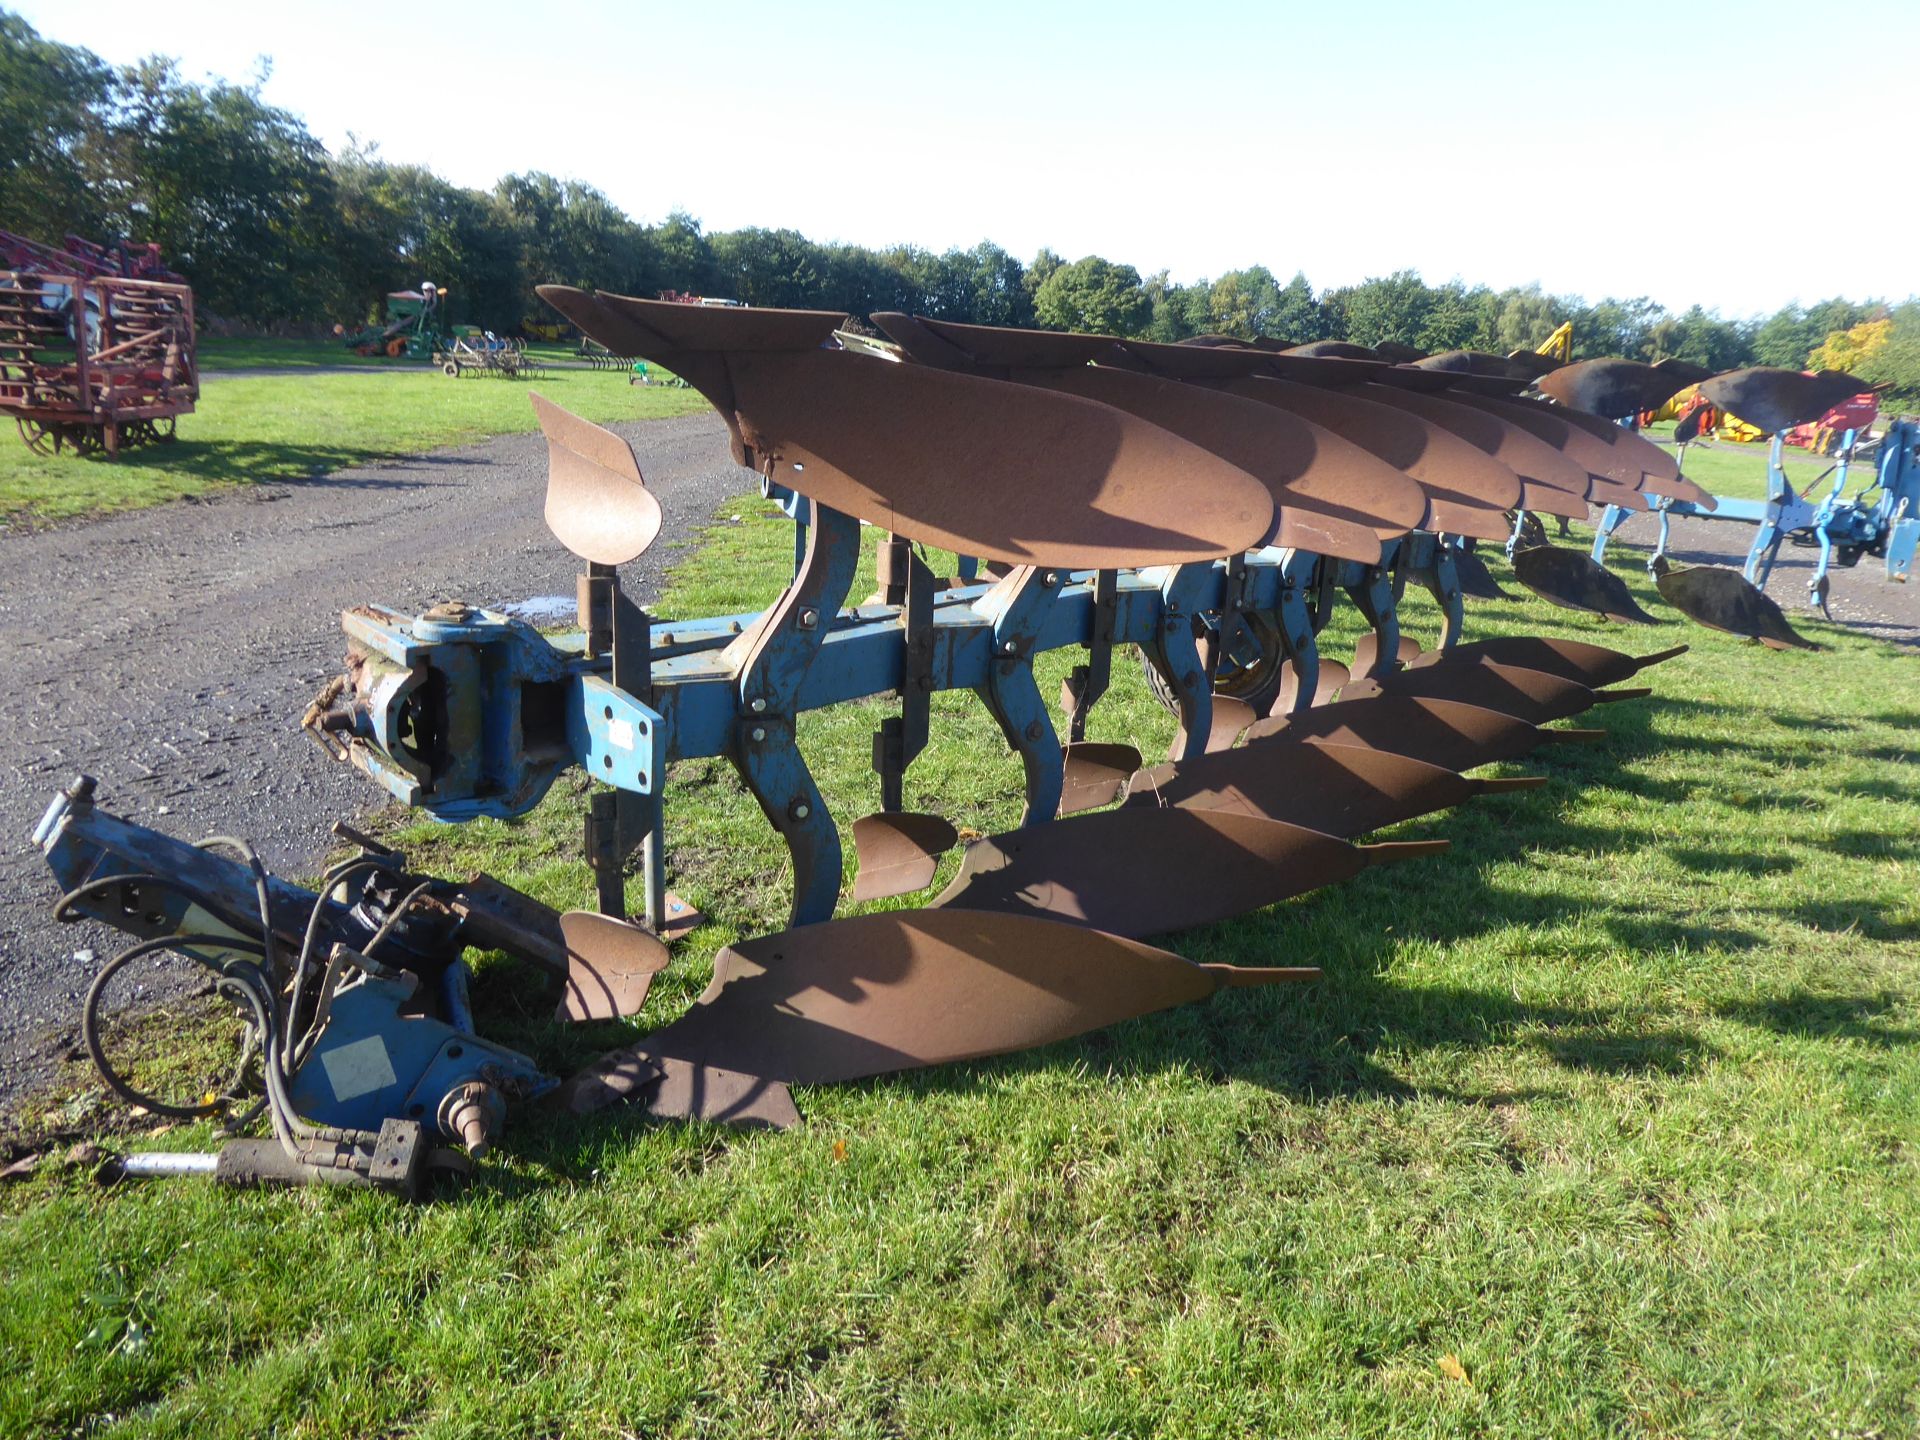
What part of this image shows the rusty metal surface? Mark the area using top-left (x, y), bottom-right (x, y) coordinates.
top-left (1059, 741), bottom-right (1145, 815)
top-left (1351, 632), bottom-right (1424, 676)
top-left (934, 807), bottom-right (1443, 937)
top-left (1275, 656), bottom-right (1350, 710)
top-left (893, 315), bottom-right (1116, 370)
top-left (850, 812), bottom-right (960, 901)
top-left (1125, 738), bottom-right (1528, 837)
top-left (1373, 342), bottom-right (1429, 364)
top-left (1286, 340), bottom-right (1382, 360)
top-left (1356, 384), bottom-right (1592, 498)
top-left (1699, 368), bottom-right (1873, 435)
top-left (1654, 358), bottom-right (1717, 387)
top-left (1024, 364), bottom-right (1405, 559)
top-left (1338, 658), bottom-right (1643, 725)
top-left (532, 394), bottom-right (664, 566)
top-left (1413, 636), bottom-right (1687, 688)
top-left (1451, 543), bottom-right (1511, 599)
top-left (559, 1049), bottom-right (800, 1127)
top-left (1244, 694), bottom-right (1587, 771)
top-left (1416, 349), bottom-right (1530, 378)
top-left (557, 910), bottom-right (673, 1022)
top-left (1444, 391), bottom-right (1646, 494)
top-left (542, 288), bottom-right (1273, 569)
top-left (1503, 351), bottom-right (1568, 380)
top-left (1111, 336), bottom-right (1285, 380)
top-left (1511, 545), bottom-right (1658, 623)
top-left (1536, 359), bottom-right (1697, 419)
top-left (1182, 378), bottom-right (1443, 541)
top-left (587, 909), bottom-right (1307, 1087)
top-left (639, 1056), bottom-right (802, 1129)
top-left (1206, 695), bottom-right (1258, 752)
top-left (1654, 563), bottom-right (1817, 649)
top-left (1216, 377), bottom-right (1517, 540)
top-left (1521, 398), bottom-right (1683, 485)
top-left (871, 314), bottom-right (1392, 560)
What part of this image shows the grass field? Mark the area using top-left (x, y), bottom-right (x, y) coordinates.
top-left (195, 338), bottom-right (587, 373)
top-left (3, 489), bottom-right (1916, 1437)
top-left (0, 347), bottom-right (702, 527)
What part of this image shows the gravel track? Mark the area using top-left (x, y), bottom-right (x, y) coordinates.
top-left (0, 410), bottom-right (741, 1109)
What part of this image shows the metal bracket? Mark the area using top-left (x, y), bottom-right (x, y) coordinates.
top-left (1344, 562), bottom-right (1401, 680)
top-left (733, 502), bottom-right (860, 925)
top-left (1061, 568), bottom-right (1118, 743)
top-left (873, 542), bottom-right (935, 811)
top-left (973, 565), bottom-right (1068, 824)
top-left (1138, 562), bottom-right (1216, 761)
top-left (579, 561), bottom-right (667, 926)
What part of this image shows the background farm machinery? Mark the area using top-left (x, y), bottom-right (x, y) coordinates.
top-left (0, 230), bottom-right (197, 459)
top-left (434, 331), bottom-right (543, 378)
top-left (1593, 399), bottom-right (1920, 610)
top-left (45, 293), bottom-right (1858, 1196)
top-left (342, 283), bottom-right (450, 359)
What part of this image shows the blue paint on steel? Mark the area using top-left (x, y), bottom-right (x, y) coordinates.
top-left (1593, 420), bottom-right (1920, 608)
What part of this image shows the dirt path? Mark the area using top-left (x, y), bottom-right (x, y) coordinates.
top-left (0, 410), bottom-right (742, 1106)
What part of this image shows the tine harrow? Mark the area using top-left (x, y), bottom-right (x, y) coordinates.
top-left (43, 291), bottom-right (1741, 1184)
top-left (1, 230), bottom-right (198, 459)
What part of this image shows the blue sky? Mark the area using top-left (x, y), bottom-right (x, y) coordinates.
top-left (21, 0), bottom-right (1918, 316)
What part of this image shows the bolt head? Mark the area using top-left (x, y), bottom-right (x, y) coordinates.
top-left (749, 726), bottom-right (767, 743)
top-left (790, 801), bottom-right (811, 821)
top-left (749, 697), bottom-right (766, 713)
top-left (1002, 640), bottom-right (1017, 654)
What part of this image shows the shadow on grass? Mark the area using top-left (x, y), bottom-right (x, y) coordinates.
top-left (1718, 991), bottom-right (1919, 1046)
top-left (1776, 899), bottom-right (1920, 943)
top-left (1666, 846), bottom-right (1796, 877)
top-left (461, 689), bottom-right (1910, 1189)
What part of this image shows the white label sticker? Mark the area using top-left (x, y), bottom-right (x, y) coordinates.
top-left (320, 1035), bottom-right (398, 1103)
top-left (608, 718), bottom-right (635, 750)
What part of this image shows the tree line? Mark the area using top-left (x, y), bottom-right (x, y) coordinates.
top-left (5, 11), bottom-right (1917, 399)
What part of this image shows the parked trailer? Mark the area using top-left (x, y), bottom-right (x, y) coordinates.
top-left (0, 231), bottom-right (197, 459)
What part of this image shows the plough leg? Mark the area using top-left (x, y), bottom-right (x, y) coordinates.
top-left (974, 564), bottom-right (1068, 824)
top-left (732, 504), bottom-right (860, 926)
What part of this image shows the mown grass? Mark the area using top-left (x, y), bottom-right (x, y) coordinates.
top-left (2, 495), bottom-right (1917, 1438)
top-left (196, 338), bottom-right (587, 372)
top-left (195, 337), bottom-right (399, 372)
top-left (0, 362), bottom-right (704, 527)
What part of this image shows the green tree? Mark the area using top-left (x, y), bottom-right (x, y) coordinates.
top-left (1577, 296), bottom-right (1664, 360)
top-left (651, 209), bottom-right (719, 295)
top-left (1023, 248), bottom-right (1064, 306)
top-left (0, 12), bottom-right (115, 239)
top-left (1142, 271), bottom-right (1201, 343)
top-left (1419, 282), bottom-right (1498, 353)
top-left (1492, 285), bottom-right (1569, 354)
top-left (116, 58), bottom-right (340, 322)
top-left (1339, 271), bottom-right (1435, 348)
top-left (1206, 266), bottom-right (1284, 339)
top-left (708, 227), bottom-right (825, 308)
top-left (1852, 301), bottom-right (1920, 405)
top-left (1267, 272), bottom-right (1328, 345)
top-left (1032, 255), bottom-right (1151, 335)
